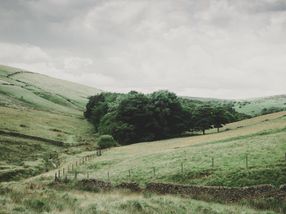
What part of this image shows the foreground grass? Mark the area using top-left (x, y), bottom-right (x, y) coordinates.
top-left (0, 180), bottom-right (276, 214)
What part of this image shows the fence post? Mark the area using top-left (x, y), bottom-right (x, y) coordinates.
top-left (211, 157), bottom-right (214, 168)
top-left (246, 154), bottom-right (248, 169)
top-left (58, 170), bottom-right (61, 179)
top-left (55, 172), bottom-right (57, 181)
top-left (74, 171), bottom-right (77, 180)
top-left (153, 167), bottom-right (156, 177)
top-left (107, 171), bottom-right (110, 181)
top-left (128, 169), bottom-right (131, 178)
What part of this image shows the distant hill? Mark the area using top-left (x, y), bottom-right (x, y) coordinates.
top-left (186, 95), bottom-right (286, 116)
top-left (0, 64), bottom-right (101, 115)
top-left (233, 95), bottom-right (286, 116)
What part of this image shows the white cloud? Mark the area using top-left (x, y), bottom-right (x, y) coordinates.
top-left (0, 0), bottom-right (285, 98)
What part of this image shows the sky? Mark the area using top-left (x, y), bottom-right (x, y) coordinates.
top-left (0, 0), bottom-right (285, 99)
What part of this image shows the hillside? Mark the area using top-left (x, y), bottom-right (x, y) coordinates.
top-left (1, 111), bottom-right (285, 213)
top-left (0, 64), bottom-right (286, 213)
top-left (0, 64), bottom-right (101, 114)
top-left (0, 65), bottom-right (101, 182)
top-left (187, 95), bottom-right (286, 116)
top-left (234, 95), bottom-right (286, 116)
top-left (66, 111), bottom-right (286, 187)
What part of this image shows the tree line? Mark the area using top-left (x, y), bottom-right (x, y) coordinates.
top-left (84, 91), bottom-right (248, 145)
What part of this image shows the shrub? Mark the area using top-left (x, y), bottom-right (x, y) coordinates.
top-left (97, 135), bottom-right (117, 149)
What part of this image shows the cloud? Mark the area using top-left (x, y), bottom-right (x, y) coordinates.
top-left (0, 0), bottom-right (285, 99)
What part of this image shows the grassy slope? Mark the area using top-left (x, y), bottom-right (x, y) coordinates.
top-left (1, 64), bottom-right (285, 213)
top-left (0, 64), bottom-right (100, 144)
top-left (71, 111), bottom-right (286, 187)
top-left (0, 64), bottom-right (101, 114)
top-left (0, 65), bottom-right (100, 182)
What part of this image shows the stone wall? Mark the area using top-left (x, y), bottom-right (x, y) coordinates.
top-left (145, 182), bottom-right (278, 202)
top-left (53, 178), bottom-right (286, 202)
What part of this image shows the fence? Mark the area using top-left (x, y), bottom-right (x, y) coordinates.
top-left (54, 151), bottom-right (286, 184)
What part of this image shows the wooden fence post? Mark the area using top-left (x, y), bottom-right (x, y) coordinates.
top-left (74, 171), bottom-right (77, 180)
top-left (246, 154), bottom-right (248, 169)
top-left (212, 157), bottom-right (214, 168)
top-left (107, 171), bottom-right (110, 181)
top-left (55, 172), bottom-right (57, 181)
top-left (128, 169), bottom-right (131, 178)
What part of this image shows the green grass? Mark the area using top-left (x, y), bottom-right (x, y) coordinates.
top-left (0, 106), bottom-right (95, 144)
top-left (0, 182), bottom-right (276, 214)
top-left (0, 64), bottom-right (101, 114)
top-left (69, 112), bottom-right (286, 187)
top-left (1, 64), bottom-right (286, 213)
top-left (0, 135), bottom-right (62, 181)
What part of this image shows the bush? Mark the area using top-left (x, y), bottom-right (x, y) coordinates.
top-left (97, 135), bottom-right (117, 149)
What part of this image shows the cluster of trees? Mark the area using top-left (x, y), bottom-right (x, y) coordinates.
top-left (85, 91), bottom-right (248, 145)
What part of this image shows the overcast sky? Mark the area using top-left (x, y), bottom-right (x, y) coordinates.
top-left (0, 0), bottom-right (285, 99)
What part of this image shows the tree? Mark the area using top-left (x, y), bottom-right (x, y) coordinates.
top-left (212, 107), bottom-right (229, 133)
top-left (149, 90), bottom-right (189, 138)
top-left (115, 91), bottom-right (155, 144)
top-left (97, 135), bottom-right (118, 149)
top-left (193, 105), bottom-right (213, 135)
top-left (84, 94), bottom-right (108, 131)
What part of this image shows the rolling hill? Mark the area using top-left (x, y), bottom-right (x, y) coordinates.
top-left (0, 65), bottom-right (101, 182)
top-left (187, 95), bottom-right (286, 116)
top-left (0, 64), bottom-right (286, 213)
top-left (0, 64), bottom-right (101, 114)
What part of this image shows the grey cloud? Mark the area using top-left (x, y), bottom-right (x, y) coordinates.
top-left (0, 0), bottom-right (285, 99)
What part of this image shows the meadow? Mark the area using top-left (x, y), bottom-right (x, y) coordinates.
top-left (1, 65), bottom-right (286, 213)
top-left (66, 112), bottom-right (286, 187)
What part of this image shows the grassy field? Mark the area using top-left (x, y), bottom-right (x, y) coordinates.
top-left (1, 64), bottom-right (286, 213)
top-left (68, 111), bottom-right (286, 187)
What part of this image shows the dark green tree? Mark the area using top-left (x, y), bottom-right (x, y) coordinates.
top-left (212, 107), bottom-right (229, 133)
top-left (193, 105), bottom-right (214, 135)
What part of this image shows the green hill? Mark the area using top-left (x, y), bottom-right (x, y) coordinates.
top-left (233, 95), bottom-right (286, 116)
top-left (0, 65), bottom-right (101, 181)
top-left (0, 64), bottom-right (101, 114)
top-left (0, 64), bottom-right (285, 213)
top-left (187, 95), bottom-right (286, 116)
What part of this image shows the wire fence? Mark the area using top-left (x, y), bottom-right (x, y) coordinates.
top-left (54, 150), bottom-right (286, 183)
